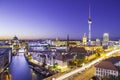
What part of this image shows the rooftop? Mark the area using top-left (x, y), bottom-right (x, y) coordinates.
top-left (55, 54), bottom-right (75, 61)
top-left (95, 56), bottom-right (120, 71)
top-left (95, 61), bottom-right (117, 70)
top-left (105, 56), bottom-right (120, 64)
top-left (0, 48), bottom-right (11, 56)
top-left (69, 47), bottom-right (87, 53)
top-left (13, 36), bottom-right (18, 40)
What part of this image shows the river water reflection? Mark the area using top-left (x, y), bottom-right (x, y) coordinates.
top-left (9, 52), bottom-right (32, 80)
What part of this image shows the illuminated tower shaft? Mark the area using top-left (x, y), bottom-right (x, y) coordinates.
top-left (88, 20), bottom-right (92, 45)
top-left (88, 4), bottom-right (92, 45)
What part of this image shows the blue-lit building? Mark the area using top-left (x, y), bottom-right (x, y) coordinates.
top-left (0, 48), bottom-right (12, 74)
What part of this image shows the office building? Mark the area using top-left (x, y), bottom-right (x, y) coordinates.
top-left (96, 39), bottom-right (101, 46)
top-left (103, 33), bottom-right (109, 42)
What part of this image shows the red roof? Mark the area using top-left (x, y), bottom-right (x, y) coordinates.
top-left (95, 56), bottom-right (120, 71)
top-left (55, 54), bottom-right (74, 61)
top-left (95, 61), bottom-right (117, 70)
top-left (69, 47), bottom-right (87, 53)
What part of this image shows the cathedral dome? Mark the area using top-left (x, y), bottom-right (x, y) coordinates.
top-left (13, 36), bottom-right (18, 40)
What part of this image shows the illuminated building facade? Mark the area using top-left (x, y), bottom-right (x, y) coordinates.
top-left (103, 33), bottom-right (109, 46)
top-left (88, 4), bottom-right (92, 45)
top-left (95, 57), bottom-right (120, 78)
top-left (52, 40), bottom-right (81, 47)
top-left (82, 33), bottom-right (87, 46)
top-left (12, 36), bottom-right (19, 55)
top-left (0, 48), bottom-right (12, 73)
top-left (103, 33), bottom-right (109, 42)
top-left (96, 39), bottom-right (101, 46)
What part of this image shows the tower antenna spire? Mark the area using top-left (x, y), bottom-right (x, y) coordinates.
top-left (88, 1), bottom-right (92, 46)
top-left (89, 3), bottom-right (91, 19)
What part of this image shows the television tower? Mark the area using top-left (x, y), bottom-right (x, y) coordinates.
top-left (88, 3), bottom-right (92, 45)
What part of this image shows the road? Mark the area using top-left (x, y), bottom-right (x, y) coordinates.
top-left (55, 49), bottom-right (120, 80)
top-left (71, 66), bottom-right (94, 80)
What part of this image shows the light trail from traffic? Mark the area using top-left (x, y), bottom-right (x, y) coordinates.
top-left (55, 48), bottom-right (120, 80)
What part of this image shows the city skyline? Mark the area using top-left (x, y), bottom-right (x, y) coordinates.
top-left (0, 0), bottom-right (120, 40)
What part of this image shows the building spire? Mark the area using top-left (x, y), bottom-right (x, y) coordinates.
top-left (67, 34), bottom-right (69, 53)
top-left (88, 1), bottom-right (92, 46)
top-left (84, 33), bottom-right (86, 36)
top-left (89, 3), bottom-right (90, 18)
top-left (88, 2), bottom-right (92, 22)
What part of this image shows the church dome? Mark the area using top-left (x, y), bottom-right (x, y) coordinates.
top-left (13, 36), bottom-right (18, 40)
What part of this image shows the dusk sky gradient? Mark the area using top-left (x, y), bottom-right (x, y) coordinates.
top-left (0, 0), bottom-right (120, 40)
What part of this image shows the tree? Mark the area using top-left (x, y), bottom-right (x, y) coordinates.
top-left (116, 75), bottom-right (120, 80)
top-left (74, 54), bottom-right (85, 66)
top-left (95, 48), bottom-right (103, 57)
top-left (68, 61), bottom-right (75, 68)
top-left (53, 63), bottom-right (58, 70)
top-left (73, 59), bottom-right (78, 65)
top-left (102, 76), bottom-right (109, 80)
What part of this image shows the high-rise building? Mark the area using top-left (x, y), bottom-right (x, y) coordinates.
top-left (103, 33), bottom-right (109, 42)
top-left (96, 38), bottom-right (101, 46)
top-left (56, 37), bottom-right (59, 41)
top-left (88, 4), bottom-right (92, 45)
top-left (82, 33), bottom-right (87, 46)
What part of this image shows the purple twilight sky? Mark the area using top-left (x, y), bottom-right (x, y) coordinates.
top-left (0, 0), bottom-right (120, 40)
